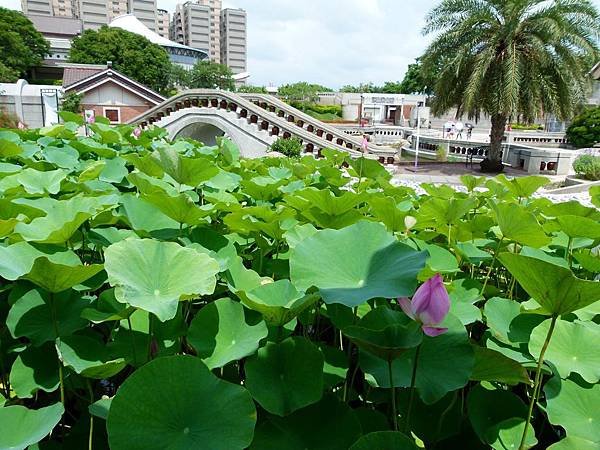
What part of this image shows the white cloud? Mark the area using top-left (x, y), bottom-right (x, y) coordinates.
top-left (5, 0), bottom-right (600, 89)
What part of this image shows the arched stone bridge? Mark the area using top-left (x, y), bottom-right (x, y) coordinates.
top-left (129, 90), bottom-right (396, 163)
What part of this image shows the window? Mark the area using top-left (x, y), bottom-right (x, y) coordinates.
top-left (103, 107), bottom-right (121, 124)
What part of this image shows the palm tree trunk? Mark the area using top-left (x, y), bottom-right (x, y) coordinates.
top-left (482, 114), bottom-right (507, 172)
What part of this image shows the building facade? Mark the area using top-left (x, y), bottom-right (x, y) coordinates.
top-left (156, 8), bottom-right (170, 38)
top-left (170, 2), bottom-right (211, 53)
top-left (220, 8), bottom-right (246, 76)
top-left (197, 0), bottom-right (221, 63)
top-left (22, 0), bottom-right (159, 32)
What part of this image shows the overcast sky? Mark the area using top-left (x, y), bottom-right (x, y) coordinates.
top-left (4, 0), bottom-right (600, 88)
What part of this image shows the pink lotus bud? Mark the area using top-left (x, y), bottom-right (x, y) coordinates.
top-left (133, 127), bottom-right (142, 138)
top-left (398, 273), bottom-right (450, 337)
top-left (17, 121), bottom-right (25, 129)
top-left (86, 115), bottom-right (95, 124)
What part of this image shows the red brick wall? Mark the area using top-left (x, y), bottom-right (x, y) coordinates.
top-left (80, 104), bottom-right (153, 124)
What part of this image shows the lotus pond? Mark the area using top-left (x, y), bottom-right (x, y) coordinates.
top-left (1, 114), bottom-right (600, 450)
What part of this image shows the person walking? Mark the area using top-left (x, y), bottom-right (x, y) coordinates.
top-left (466, 124), bottom-right (473, 140)
top-left (456, 121), bottom-right (464, 139)
top-left (361, 134), bottom-right (369, 154)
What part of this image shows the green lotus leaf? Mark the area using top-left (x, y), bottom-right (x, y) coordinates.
top-left (41, 145), bottom-right (79, 169)
top-left (490, 202), bottom-right (550, 247)
top-left (343, 307), bottom-right (423, 361)
top-left (467, 385), bottom-right (537, 450)
top-left (151, 146), bottom-right (219, 187)
top-left (0, 168), bottom-right (67, 195)
top-left (100, 156), bottom-right (128, 183)
top-left (546, 378), bottom-right (600, 445)
top-left (470, 346), bottom-right (530, 385)
top-left (290, 221), bottom-right (427, 307)
top-left (245, 336), bottom-right (324, 416)
top-left (14, 195), bottom-right (118, 244)
top-left (90, 122), bottom-right (123, 144)
top-left (556, 215), bottom-right (600, 239)
top-left (359, 314), bottom-right (474, 404)
top-left (283, 223), bottom-right (318, 249)
top-left (187, 298), bottom-right (268, 369)
top-left (107, 356), bottom-right (256, 450)
top-left (0, 403), bottom-right (64, 450)
top-left (496, 174), bottom-right (549, 198)
top-left (460, 174), bottom-right (486, 192)
top-left (9, 343), bottom-right (60, 398)
top-left (56, 334), bottom-right (127, 379)
top-left (417, 197), bottom-right (477, 227)
top-left (530, 319), bottom-right (600, 383)
top-left (119, 193), bottom-right (180, 233)
top-left (82, 288), bottom-right (134, 323)
top-left (348, 156), bottom-right (392, 181)
top-left (0, 242), bottom-right (51, 281)
top-left (0, 138), bottom-right (23, 157)
top-left (448, 279), bottom-right (482, 325)
top-left (23, 257), bottom-right (104, 293)
top-left (58, 110), bottom-right (84, 125)
top-left (78, 160), bottom-right (107, 182)
top-left (104, 239), bottom-right (219, 321)
top-left (249, 395), bottom-right (361, 450)
top-left (548, 436), bottom-right (599, 450)
top-left (142, 190), bottom-right (213, 225)
top-left (6, 289), bottom-right (92, 345)
top-left (484, 297), bottom-right (522, 344)
top-left (573, 250), bottom-right (600, 273)
top-left (349, 432), bottom-right (419, 450)
top-left (238, 279), bottom-right (319, 326)
top-left (89, 397), bottom-right (112, 420)
top-left (498, 253), bottom-right (600, 315)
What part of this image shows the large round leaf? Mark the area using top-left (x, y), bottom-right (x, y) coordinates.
top-left (530, 319), bottom-right (600, 383)
top-left (546, 378), bottom-right (600, 445)
top-left (349, 431), bottom-right (419, 450)
top-left (104, 239), bottom-right (219, 321)
top-left (6, 289), bottom-right (92, 346)
top-left (499, 253), bottom-right (600, 315)
top-left (56, 334), bottom-right (127, 379)
top-left (290, 221), bottom-right (427, 307)
top-left (245, 336), bottom-right (324, 416)
top-left (250, 395), bottom-right (361, 450)
top-left (9, 343), bottom-right (60, 398)
top-left (238, 279), bottom-right (319, 326)
top-left (107, 355), bottom-right (256, 450)
top-left (0, 403), bottom-right (64, 450)
top-left (359, 314), bottom-right (474, 404)
top-left (342, 307), bottom-right (423, 361)
top-left (187, 298), bottom-right (268, 369)
top-left (467, 384), bottom-right (537, 450)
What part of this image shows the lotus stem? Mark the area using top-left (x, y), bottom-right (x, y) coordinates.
top-left (519, 315), bottom-right (558, 450)
top-left (49, 292), bottom-right (65, 406)
top-left (405, 344), bottom-right (421, 433)
top-left (387, 358), bottom-right (398, 431)
top-left (481, 237), bottom-right (504, 295)
top-left (87, 380), bottom-right (94, 450)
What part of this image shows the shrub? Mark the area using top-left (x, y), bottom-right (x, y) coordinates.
top-left (510, 123), bottom-right (544, 131)
top-left (567, 107), bottom-right (600, 149)
top-left (435, 144), bottom-right (448, 162)
top-left (60, 92), bottom-right (82, 114)
top-left (0, 108), bottom-right (20, 128)
top-left (572, 154), bottom-right (600, 180)
top-left (270, 137), bottom-right (303, 157)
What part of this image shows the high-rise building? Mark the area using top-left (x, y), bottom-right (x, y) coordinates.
top-left (21, 0), bottom-right (159, 32)
top-left (196, 0), bottom-right (221, 63)
top-left (170, 2), bottom-right (210, 53)
top-left (156, 8), bottom-right (170, 38)
top-left (220, 8), bottom-right (246, 76)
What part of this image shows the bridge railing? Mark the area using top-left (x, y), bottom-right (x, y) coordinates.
top-left (130, 90), bottom-right (396, 163)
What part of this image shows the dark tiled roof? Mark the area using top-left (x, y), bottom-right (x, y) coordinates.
top-left (63, 67), bottom-right (106, 88)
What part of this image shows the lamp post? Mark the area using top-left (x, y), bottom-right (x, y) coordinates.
top-left (413, 100), bottom-right (424, 170)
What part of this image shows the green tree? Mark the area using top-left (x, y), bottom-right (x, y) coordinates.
top-left (187, 60), bottom-right (234, 90)
top-left (237, 85), bottom-right (268, 94)
top-left (422, 0), bottom-right (600, 172)
top-left (398, 59), bottom-right (435, 95)
top-left (567, 106), bottom-right (600, 148)
top-left (69, 26), bottom-right (171, 94)
top-left (60, 92), bottom-right (83, 114)
top-left (278, 82), bottom-right (332, 103)
top-left (0, 8), bottom-right (49, 82)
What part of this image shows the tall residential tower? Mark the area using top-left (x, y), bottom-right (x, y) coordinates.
top-left (220, 8), bottom-right (247, 76)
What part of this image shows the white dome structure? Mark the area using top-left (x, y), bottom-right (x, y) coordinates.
top-left (109, 14), bottom-right (208, 69)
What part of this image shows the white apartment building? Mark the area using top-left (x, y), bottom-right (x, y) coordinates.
top-left (170, 2), bottom-right (211, 53)
top-left (22, 0), bottom-right (158, 32)
top-left (156, 8), bottom-right (170, 38)
top-left (220, 8), bottom-right (246, 76)
top-left (197, 0), bottom-right (221, 63)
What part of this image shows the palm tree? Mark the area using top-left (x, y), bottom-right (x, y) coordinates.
top-left (422, 0), bottom-right (600, 172)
